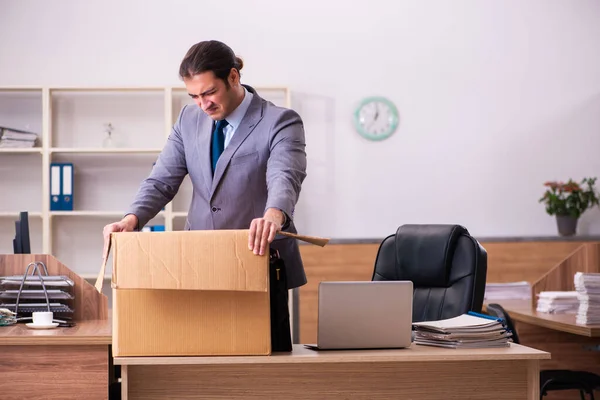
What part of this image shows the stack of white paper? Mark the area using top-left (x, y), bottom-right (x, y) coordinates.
top-left (574, 272), bottom-right (600, 325)
top-left (412, 314), bottom-right (511, 349)
top-left (536, 291), bottom-right (579, 314)
top-left (484, 281), bottom-right (531, 301)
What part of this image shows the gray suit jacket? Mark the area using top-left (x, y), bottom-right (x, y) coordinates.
top-left (126, 85), bottom-right (308, 289)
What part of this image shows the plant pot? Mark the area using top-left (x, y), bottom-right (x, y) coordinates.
top-left (556, 215), bottom-right (578, 236)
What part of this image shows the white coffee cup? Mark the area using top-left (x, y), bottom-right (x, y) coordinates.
top-left (32, 311), bottom-right (53, 326)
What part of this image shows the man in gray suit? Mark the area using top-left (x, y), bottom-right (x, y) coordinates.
top-left (103, 40), bottom-right (308, 290)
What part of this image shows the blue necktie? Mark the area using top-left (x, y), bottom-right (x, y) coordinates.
top-left (211, 119), bottom-right (228, 175)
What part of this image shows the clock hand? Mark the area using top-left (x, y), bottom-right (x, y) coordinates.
top-left (366, 121), bottom-right (375, 132)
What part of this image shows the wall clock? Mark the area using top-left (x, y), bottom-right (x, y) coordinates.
top-left (353, 96), bottom-right (399, 141)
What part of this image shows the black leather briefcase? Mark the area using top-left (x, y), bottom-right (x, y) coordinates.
top-left (269, 249), bottom-right (292, 352)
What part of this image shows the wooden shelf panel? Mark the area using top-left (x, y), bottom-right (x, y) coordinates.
top-left (49, 87), bottom-right (166, 92)
top-left (51, 211), bottom-right (166, 217)
top-left (0, 148), bottom-right (42, 153)
top-left (50, 147), bottom-right (163, 154)
top-left (0, 211), bottom-right (43, 218)
top-left (0, 87), bottom-right (43, 91)
top-left (170, 86), bottom-right (289, 93)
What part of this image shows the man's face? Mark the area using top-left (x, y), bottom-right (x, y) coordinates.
top-left (184, 69), bottom-right (239, 120)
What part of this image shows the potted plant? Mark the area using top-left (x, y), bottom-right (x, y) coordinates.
top-left (539, 177), bottom-right (600, 236)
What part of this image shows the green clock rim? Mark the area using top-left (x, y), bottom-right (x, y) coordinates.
top-left (353, 96), bottom-right (399, 141)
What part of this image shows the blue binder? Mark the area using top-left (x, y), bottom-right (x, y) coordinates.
top-left (141, 225), bottom-right (165, 232)
top-left (50, 163), bottom-right (74, 211)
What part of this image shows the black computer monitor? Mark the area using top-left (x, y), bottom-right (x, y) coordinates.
top-left (13, 211), bottom-right (31, 254)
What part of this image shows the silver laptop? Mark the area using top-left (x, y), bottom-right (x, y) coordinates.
top-left (305, 280), bottom-right (413, 350)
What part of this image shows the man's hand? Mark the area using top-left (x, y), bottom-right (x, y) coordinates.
top-left (102, 214), bottom-right (138, 260)
top-left (248, 208), bottom-right (284, 256)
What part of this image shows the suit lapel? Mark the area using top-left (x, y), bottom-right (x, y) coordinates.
top-left (195, 112), bottom-right (214, 193)
top-left (210, 92), bottom-right (264, 197)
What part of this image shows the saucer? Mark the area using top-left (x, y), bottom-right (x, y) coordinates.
top-left (25, 322), bottom-right (59, 330)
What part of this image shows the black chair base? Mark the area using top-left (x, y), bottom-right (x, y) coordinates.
top-left (540, 370), bottom-right (599, 400)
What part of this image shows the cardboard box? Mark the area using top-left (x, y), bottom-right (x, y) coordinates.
top-left (111, 229), bottom-right (271, 357)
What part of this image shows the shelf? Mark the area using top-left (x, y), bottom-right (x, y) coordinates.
top-left (171, 86), bottom-right (290, 93)
top-left (50, 87), bottom-right (166, 92)
top-left (50, 148), bottom-right (163, 154)
top-left (0, 211), bottom-right (43, 218)
top-left (51, 211), bottom-right (166, 218)
top-left (0, 90), bottom-right (43, 148)
top-left (0, 148), bottom-right (42, 154)
top-left (50, 89), bottom-right (166, 149)
top-left (0, 87), bottom-right (43, 91)
top-left (2, 85), bottom-right (290, 277)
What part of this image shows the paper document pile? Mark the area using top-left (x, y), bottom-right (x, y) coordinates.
top-left (484, 281), bottom-right (531, 301)
top-left (574, 272), bottom-right (600, 325)
top-left (0, 275), bottom-right (75, 314)
top-left (0, 127), bottom-right (38, 148)
top-left (412, 313), bottom-right (511, 349)
top-left (536, 291), bottom-right (579, 314)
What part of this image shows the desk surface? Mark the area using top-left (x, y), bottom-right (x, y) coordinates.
top-left (484, 299), bottom-right (600, 337)
top-left (0, 319), bottom-right (112, 345)
top-left (115, 342), bottom-right (549, 365)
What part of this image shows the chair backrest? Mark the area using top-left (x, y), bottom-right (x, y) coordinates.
top-left (371, 224), bottom-right (487, 322)
top-left (485, 303), bottom-right (520, 344)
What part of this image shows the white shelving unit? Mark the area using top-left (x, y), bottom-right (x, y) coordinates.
top-left (0, 148), bottom-right (43, 153)
top-left (0, 85), bottom-right (291, 278)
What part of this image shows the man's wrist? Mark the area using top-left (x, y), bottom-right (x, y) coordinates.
top-left (122, 214), bottom-right (139, 231)
top-left (264, 208), bottom-right (285, 227)
top-left (280, 210), bottom-right (287, 227)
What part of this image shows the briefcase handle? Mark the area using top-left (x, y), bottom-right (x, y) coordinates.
top-left (278, 231), bottom-right (329, 247)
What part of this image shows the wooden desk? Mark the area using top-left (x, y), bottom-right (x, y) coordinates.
top-left (485, 300), bottom-right (600, 400)
top-left (0, 254), bottom-right (111, 399)
top-left (0, 319), bottom-right (112, 400)
top-left (484, 299), bottom-right (600, 337)
top-left (116, 343), bottom-right (549, 400)
top-left (298, 238), bottom-right (598, 344)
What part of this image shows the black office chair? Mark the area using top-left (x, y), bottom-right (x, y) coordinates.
top-left (372, 224), bottom-right (487, 322)
top-left (486, 303), bottom-right (600, 400)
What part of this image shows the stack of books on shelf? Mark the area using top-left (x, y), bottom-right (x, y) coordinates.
top-left (484, 281), bottom-right (531, 301)
top-left (412, 312), bottom-right (511, 349)
top-left (574, 272), bottom-right (600, 325)
top-left (0, 126), bottom-right (38, 148)
top-left (536, 291), bottom-right (579, 314)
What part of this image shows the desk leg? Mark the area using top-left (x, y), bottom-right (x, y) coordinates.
top-left (122, 365), bottom-right (129, 400)
top-left (516, 320), bottom-right (600, 400)
top-left (528, 360), bottom-right (540, 400)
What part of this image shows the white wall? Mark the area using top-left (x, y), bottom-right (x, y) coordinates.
top-left (2, 0), bottom-right (600, 239)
